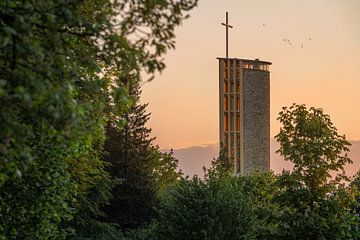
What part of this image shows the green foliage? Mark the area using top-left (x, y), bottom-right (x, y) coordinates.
top-left (102, 81), bottom-right (182, 231)
top-left (276, 104), bottom-right (352, 184)
top-left (152, 149), bottom-right (182, 196)
top-left (350, 171), bottom-right (360, 219)
top-left (155, 172), bottom-right (276, 240)
top-left (271, 104), bottom-right (359, 239)
top-left (133, 104), bottom-right (359, 240)
top-left (0, 140), bottom-right (72, 239)
top-left (67, 162), bottom-right (122, 240)
top-left (103, 125), bottom-right (157, 230)
top-left (102, 82), bottom-right (157, 230)
top-left (0, 1), bottom-right (97, 237)
top-left (204, 143), bottom-right (233, 179)
top-left (122, 225), bottom-right (158, 240)
top-left (0, 0), bottom-right (198, 238)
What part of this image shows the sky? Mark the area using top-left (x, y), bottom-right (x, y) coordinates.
top-left (140, 0), bottom-right (360, 176)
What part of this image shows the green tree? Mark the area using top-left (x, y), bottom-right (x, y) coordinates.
top-left (204, 143), bottom-right (232, 179)
top-left (155, 172), bottom-right (276, 240)
top-left (349, 171), bottom-right (360, 231)
top-left (0, 0), bottom-right (198, 238)
top-left (152, 149), bottom-right (182, 196)
top-left (66, 146), bottom-right (122, 240)
top-left (102, 81), bottom-right (182, 231)
top-left (272, 104), bottom-right (359, 239)
top-left (0, 1), bottom-right (104, 238)
top-left (103, 122), bottom-right (156, 230)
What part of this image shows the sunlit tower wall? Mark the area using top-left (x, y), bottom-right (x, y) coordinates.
top-left (218, 58), bottom-right (271, 175)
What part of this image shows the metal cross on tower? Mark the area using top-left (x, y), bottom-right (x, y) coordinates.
top-left (221, 11), bottom-right (233, 59)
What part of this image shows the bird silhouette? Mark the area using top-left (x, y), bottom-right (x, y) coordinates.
top-left (244, 22), bottom-right (312, 49)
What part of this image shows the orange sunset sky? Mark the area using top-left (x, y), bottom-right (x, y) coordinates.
top-left (141, 0), bottom-right (360, 176)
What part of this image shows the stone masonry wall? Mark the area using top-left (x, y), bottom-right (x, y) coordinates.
top-left (242, 69), bottom-right (270, 173)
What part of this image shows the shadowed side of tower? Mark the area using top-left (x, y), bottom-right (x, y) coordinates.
top-left (218, 58), bottom-right (271, 175)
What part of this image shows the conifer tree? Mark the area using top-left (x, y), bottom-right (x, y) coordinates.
top-left (102, 81), bottom-right (181, 230)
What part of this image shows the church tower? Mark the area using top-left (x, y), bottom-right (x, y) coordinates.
top-left (218, 58), bottom-right (271, 175)
top-left (219, 12), bottom-right (271, 174)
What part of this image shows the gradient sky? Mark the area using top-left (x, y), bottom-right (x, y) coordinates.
top-left (141, 1), bottom-right (360, 154)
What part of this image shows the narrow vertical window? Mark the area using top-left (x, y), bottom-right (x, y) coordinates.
top-left (237, 115), bottom-right (240, 131)
top-left (224, 114), bottom-right (228, 131)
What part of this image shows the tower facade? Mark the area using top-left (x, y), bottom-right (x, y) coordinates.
top-left (218, 58), bottom-right (271, 175)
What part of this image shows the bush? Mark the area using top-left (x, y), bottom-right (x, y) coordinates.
top-left (155, 172), bottom-right (276, 240)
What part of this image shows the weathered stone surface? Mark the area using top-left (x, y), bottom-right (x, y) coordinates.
top-left (243, 69), bottom-right (270, 173)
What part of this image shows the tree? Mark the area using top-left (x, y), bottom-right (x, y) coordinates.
top-left (155, 172), bottom-right (277, 240)
top-left (349, 171), bottom-right (360, 230)
top-left (0, 0), bottom-right (198, 238)
top-left (103, 123), bottom-right (156, 230)
top-left (272, 104), bottom-right (359, 239)
top-left (152, 149), bottom-right (183, 196)
top-left (102, 81), bottom-right (182, 231)
top-left (204, 143), bottom-right (232, 179)
top-left (66, 145), bottom-right (122, 240)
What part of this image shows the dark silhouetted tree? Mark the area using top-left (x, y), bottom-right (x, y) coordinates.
top-left (102, 81), bottom-right (181, 230)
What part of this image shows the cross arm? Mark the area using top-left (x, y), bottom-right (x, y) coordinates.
top-left (221, 23), bottom-right (233, 28)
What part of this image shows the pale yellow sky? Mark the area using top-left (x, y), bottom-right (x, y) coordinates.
top-left (141, 0), bottom-right (360, 149)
